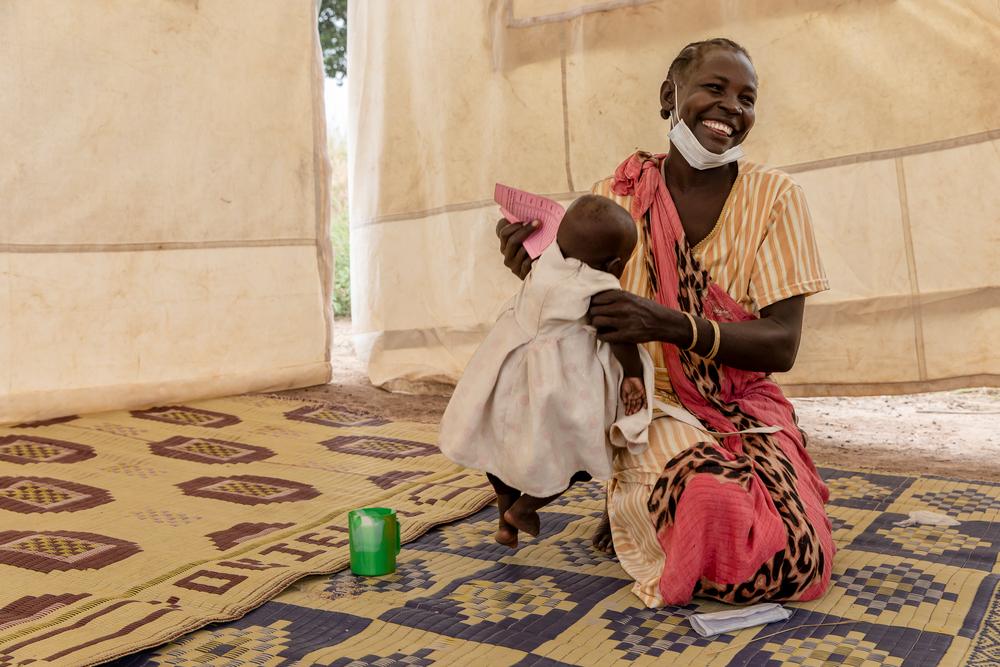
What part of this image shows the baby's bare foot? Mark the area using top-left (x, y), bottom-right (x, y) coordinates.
top-left (592, 510), bottom-right (615, 555)
top-left (504, 501), bottom-right (541, 537)
top-left (495, 493), bottom-right (520, 548)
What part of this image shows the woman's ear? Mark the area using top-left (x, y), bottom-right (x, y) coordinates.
top-left (606, 257), bottom-right (625, 278)
top-left (659, 79), bottom-right (674, 121)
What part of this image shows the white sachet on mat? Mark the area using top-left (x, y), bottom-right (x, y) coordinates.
top-left (893, 510), bottom-right (960, 527)
top-left (689, 603), bottom-right (792, 638)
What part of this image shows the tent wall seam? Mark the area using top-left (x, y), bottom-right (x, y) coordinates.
top-left (0, 240), bottom-right (316, 254)
top-left (359, 130), bottom-right (1000, 228)
top-left (895, 158), bottom-right (928, 381)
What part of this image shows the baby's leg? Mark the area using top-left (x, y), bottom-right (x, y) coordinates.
top-left (486, 473), bottom-right (520, 548)
top-left (505, 472), bottom-right (591, 537)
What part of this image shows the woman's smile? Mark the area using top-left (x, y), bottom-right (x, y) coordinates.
top-left (702, 119), bottom-right (734, 137)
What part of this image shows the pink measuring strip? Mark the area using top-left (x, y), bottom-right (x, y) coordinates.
top-left (494, 183), bottom-right (564, 259)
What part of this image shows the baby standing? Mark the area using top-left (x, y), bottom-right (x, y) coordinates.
top-left (439, 194), bottom-right (654, 548)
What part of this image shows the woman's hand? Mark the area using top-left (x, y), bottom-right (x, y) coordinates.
top-left (496, 218), bottom-right (540, 280)
top-left (588, 290), bottom-right (682, 344)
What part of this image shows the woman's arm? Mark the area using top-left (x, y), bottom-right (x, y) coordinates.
top-left (588, 290), bottom-right (805, 374)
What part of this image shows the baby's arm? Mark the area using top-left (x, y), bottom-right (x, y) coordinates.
top-left (611, 344), bottom-right (646, 416)
top-left (611, 343), bottom-right (643, 378)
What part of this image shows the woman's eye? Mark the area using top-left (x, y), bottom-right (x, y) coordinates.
top-left (704, 83), bottom-right (722, 92)
top-left (741, 96), bottom-right (755, 105)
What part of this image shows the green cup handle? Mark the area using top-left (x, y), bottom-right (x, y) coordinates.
top-left (395, 520), bottom-right (401, 554)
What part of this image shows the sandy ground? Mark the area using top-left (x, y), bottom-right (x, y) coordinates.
top-left (282, 319), bottom-right (1000, 482)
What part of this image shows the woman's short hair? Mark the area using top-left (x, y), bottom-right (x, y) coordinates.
top-left (667, 38), bottom-right (752, 85)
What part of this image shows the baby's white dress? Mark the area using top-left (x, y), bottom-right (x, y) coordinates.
top-left (439, 243), bottom-right (654, 498)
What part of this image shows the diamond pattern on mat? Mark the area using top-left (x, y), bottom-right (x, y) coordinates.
top-left (601, 605), bottom-right (729, 660)
top-left (249, 424), bottom-right (302, 439)
top-left (150, 436), bottom-right (274, 464)
top-left (326, 649), bottom-right (435, 667)
top-left (321, 435), bottom-right (437, 460)
top-left (130, 406), bottom-right (240, 429)
top-left (0, 477), bottom-right (113, 513)
top-left (217, 481), bottom-right (283, 497)
top-left (835, 562), bottom-right (958, 613)
top-left (966, 582), bottom-right (1000, 667)
top-left (102, 463), bottom-right (164, 479)
top-left (3, 482), bottom-right (73, 505)
top-left (177, 475), bottom-right (320, 505)
top-left (761, 630), bottom-right (904, 666)
top-left (0, 436), bottom-right (95, 465)
top-left (551, 537), bottom-right (614, 567)
top-left (18, 535), bottom-right (96, 557)
top-left (0, 530), bottom-right (140, 572)
top-left (284, 404), bottom-right (388, 428)
top-left (546, 482), bottom-right (606, 516)
top-left (449, 575), bottom-right (576, 625)
top-left (325, 559), bottom-right (436, 600)
top-left (912, 487), bottom-right (1000, 516)
top-left (146, 622), bottom-right (293, 665)
top-left (876, 525), bottom-right (992, 557)
top-left (438, 518), bottom-right (497, 551)
top-left (132, 510), bottom-right (202, 527)
top-left (826, 476), bottom-right (893, 503)
top-left (91, 423), bottom-right (146, 438)
top-left (551, 482), bottom-right (606, 505)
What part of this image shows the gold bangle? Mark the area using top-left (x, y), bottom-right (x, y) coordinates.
top-left (682, 312), bottom-right (698, 351)
top-left (705, 320), bottom-right (722, 360)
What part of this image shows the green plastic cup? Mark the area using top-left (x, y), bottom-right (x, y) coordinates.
top-left (348, 507), bottom-right (400, 576)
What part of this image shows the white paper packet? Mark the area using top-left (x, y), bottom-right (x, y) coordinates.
top-left (689, 603), bottom-right (793, 638)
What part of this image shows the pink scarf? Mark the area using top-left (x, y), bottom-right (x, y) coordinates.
top-left (612, 152), bottom-right (801, 456)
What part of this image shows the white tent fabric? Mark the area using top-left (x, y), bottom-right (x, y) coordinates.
top-left (0, 0), bottom-right (332, 423)
top-left (349, 0), bottom-right (999, 396)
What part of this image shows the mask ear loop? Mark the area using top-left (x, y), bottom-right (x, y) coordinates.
top-left (670, 84), bottom-right (680, 129)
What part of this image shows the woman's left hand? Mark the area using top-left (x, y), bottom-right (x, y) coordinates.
top-left (588, 290), bottom-right (677, 344)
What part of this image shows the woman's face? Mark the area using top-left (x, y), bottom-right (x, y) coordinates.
top-left (663, 48), bottom-right (758, 154)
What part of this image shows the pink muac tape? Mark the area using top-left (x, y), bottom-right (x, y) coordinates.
top-left (494, 183), bottom-right (564, 259)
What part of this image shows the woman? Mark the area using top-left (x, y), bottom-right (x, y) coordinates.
top-left (497, 38), bottom-right (834, 607)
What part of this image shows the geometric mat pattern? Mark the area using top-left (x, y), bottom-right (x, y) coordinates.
top-left (0, 397), bottom-right (494, 667)
top-left (110, 464), bottom-right (1000, 666)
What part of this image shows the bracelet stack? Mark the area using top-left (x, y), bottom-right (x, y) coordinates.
top-left (682, 311), bottom-right (722, 360)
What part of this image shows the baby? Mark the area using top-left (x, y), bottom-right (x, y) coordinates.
top-left (439, 194), bottom-right (653, 548)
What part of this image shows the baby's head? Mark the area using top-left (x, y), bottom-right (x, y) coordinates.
top-left (556, 195), bottom-right (637, 278)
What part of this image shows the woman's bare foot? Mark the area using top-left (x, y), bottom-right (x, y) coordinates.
top-left (503, 500), bottom-right (541, 537)
top-left (592, 509), bottom-right (615, 555)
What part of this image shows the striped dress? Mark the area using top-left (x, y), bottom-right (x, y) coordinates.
top-left (592, 157), bottom-right (831, 607)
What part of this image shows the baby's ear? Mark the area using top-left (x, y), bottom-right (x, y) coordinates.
top-left (606, 257), bottom-right (625, 278)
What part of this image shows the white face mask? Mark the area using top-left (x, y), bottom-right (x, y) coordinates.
top-left (668, 84), bottom-right (744, 170)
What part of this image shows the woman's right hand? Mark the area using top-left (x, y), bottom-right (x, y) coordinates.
top-left (496, 218), bottom-right (540, 280)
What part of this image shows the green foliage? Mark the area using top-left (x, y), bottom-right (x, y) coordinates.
top-left (318, 0), bottom-right (347, 84)
top-left (329, 136), bottom-right (351, 316)
top-left (319, 0), bottom-right (349, 315)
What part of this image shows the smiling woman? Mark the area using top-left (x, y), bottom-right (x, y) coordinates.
top-left (497, 37), bottom-right (834, 608)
